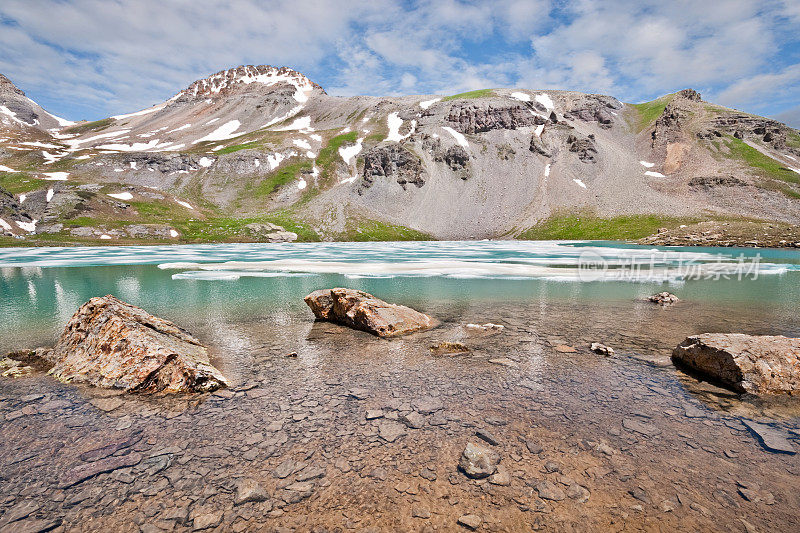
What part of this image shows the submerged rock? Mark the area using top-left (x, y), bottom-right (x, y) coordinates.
top-left (648, 291), bottom-right (679, 305)
top-left (304, 288), bottom-right (436, 338)
top-left (46, 295), bottom-right (228, 393)
top-left (672, 333), bottom-right (800, 395)
top-left (458, 442), bottom-right (500, 479)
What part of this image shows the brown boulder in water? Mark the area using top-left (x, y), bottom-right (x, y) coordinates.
top-left (672, 333), bottom-right (800, 395)
top-left (304, 288), bottom-right (436, 338)
top-left (46, 295), bottom-right (227, 393)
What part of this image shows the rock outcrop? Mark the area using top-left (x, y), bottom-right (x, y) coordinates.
top-left (304, 288), bottom-right (436, 338)
top-left (567, 133), bottom-right (598, 163)
top-left (562, 94), bottom-right (622, 129)
top-left (0, 186), bottom-right (34, 236)
top-left (243, 222), bottom-right (297, 242)
top-left (360, 144), bottom-right (425, 192)
top-left (445, 104), bottom-right (543, 134)
top-left (46, 295), bottom-right (228, 393)
top-left (672, 333), bottom-right (800, 395)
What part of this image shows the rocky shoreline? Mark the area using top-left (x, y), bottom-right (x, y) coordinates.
top-left (638, 220), bottom-right (800, 249)
top-left (1, 291), bottom-right (800, 531)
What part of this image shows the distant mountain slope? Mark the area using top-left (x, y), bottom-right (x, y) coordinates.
top-left (1, 65), bottom-right (799, 245)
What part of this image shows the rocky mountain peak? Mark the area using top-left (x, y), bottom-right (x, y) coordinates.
top-left (176, 65), bottom-right (324, 103)
top-left (676, 88), bottom-right (701, 101)
top-left (0, 74), bottom-right (26, 97)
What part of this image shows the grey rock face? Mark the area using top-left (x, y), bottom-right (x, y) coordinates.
top-left (562, 94), bottom-right (621, 129)
top-left (567, 133), bottom-right (598, 163)
top-left (0, 186), bottom-right (33, 235)
top-left (445, 104), bottom-right (543, 134)
top-left (444, 146), bottom-right (469, 171)
top-left (360, 144), bottom-right (425, 192)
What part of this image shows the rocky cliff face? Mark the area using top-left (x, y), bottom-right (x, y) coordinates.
top-left (1, 66), bottom-right (799, 244)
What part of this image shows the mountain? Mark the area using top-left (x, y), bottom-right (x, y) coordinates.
top-left (1, 65), bottom-right (800, 244)
top-left (0, 74), bottom-right (74, 132)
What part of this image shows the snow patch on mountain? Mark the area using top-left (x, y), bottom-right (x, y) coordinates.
top-left (339, 138), bottom-right (363, 165)
top-left (535, 93), bottom-right (554, 111)
top-left (192, 120), bottom-right (242, 144)
top-left (419, 98), bottom-right (441, 110)
top-left (443, 126), bottom-right (469, 148)
top-left (108, 192), bottom-right (133, 201)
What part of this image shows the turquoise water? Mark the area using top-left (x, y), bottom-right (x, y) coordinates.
top-left (2, 241), bottom-right (800, 352)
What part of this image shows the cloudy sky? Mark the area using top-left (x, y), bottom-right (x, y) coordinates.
top-left (1, 0), bottom-right (798, 126)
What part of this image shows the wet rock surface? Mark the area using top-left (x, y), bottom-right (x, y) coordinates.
top-left (673, 334), bottom-right (800, 395)
top-left (304, 288), bottom-right (436, 337)
top-left (46, 295), bottom-right (228, 393)
top-left (1, 298), bottom-right (800, 531)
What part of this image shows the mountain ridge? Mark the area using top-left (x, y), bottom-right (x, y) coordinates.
top-left (1, 65), bottom-right (800, 245)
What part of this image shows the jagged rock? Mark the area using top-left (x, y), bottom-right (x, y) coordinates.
top-left (648, 292), bottom-right (679, 305)
top-left (304, 288), bottom-right (436, 337)
top-left (46, 295), bottom-right (228, 393)
top-left (243, 222), bottom-right (297, 242)
top-left (458, 442), bottom-right (500, 479)
top-left (562, 94), bottom-right (621, 129)
top-left (0, 186), bottom-right (34, 236)
top-left (445, 104), bottom-right (542, 134)
top-left (444, 145), bottom-right (470, 172)
top-left (360, 144), bottom-right (425, 192)
top-left (677, 88), bottom-right (702, 101)
top-left (567, 133), bottom-right (597, 163)
top-left (672, 333), bottom-right (800, 395)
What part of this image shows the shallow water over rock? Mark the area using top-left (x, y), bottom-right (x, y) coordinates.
top-left (1, 242), bottom-right (800, 530)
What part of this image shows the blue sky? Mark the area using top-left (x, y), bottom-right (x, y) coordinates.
top-left (1, 0), bottom-right (799, 127)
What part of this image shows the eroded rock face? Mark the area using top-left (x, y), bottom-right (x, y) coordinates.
top-left (672, 333), bottom-right (800, 395)
top-left (47, 295), bottom-right (228, 393)
top-left (562, 95), bottom-right (621, 129)
top-left (567, 133), bottom-right (598, 163)
top-left (304, 288), bottom-right (436, 338)
top-left (445, 104), bottom-right (543, 134)
top-left (360, 145), bottom-right (425, 193)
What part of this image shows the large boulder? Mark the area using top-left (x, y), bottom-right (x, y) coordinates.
top-left (672, 334), bottom-right (800, 395)
top-left (304, 288), bottom-right (436, 338)
top-left (46, 295), bottom-right (227, 393)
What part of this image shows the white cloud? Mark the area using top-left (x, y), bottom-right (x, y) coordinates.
top-left (0, 0), bottom-right (797, 121)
